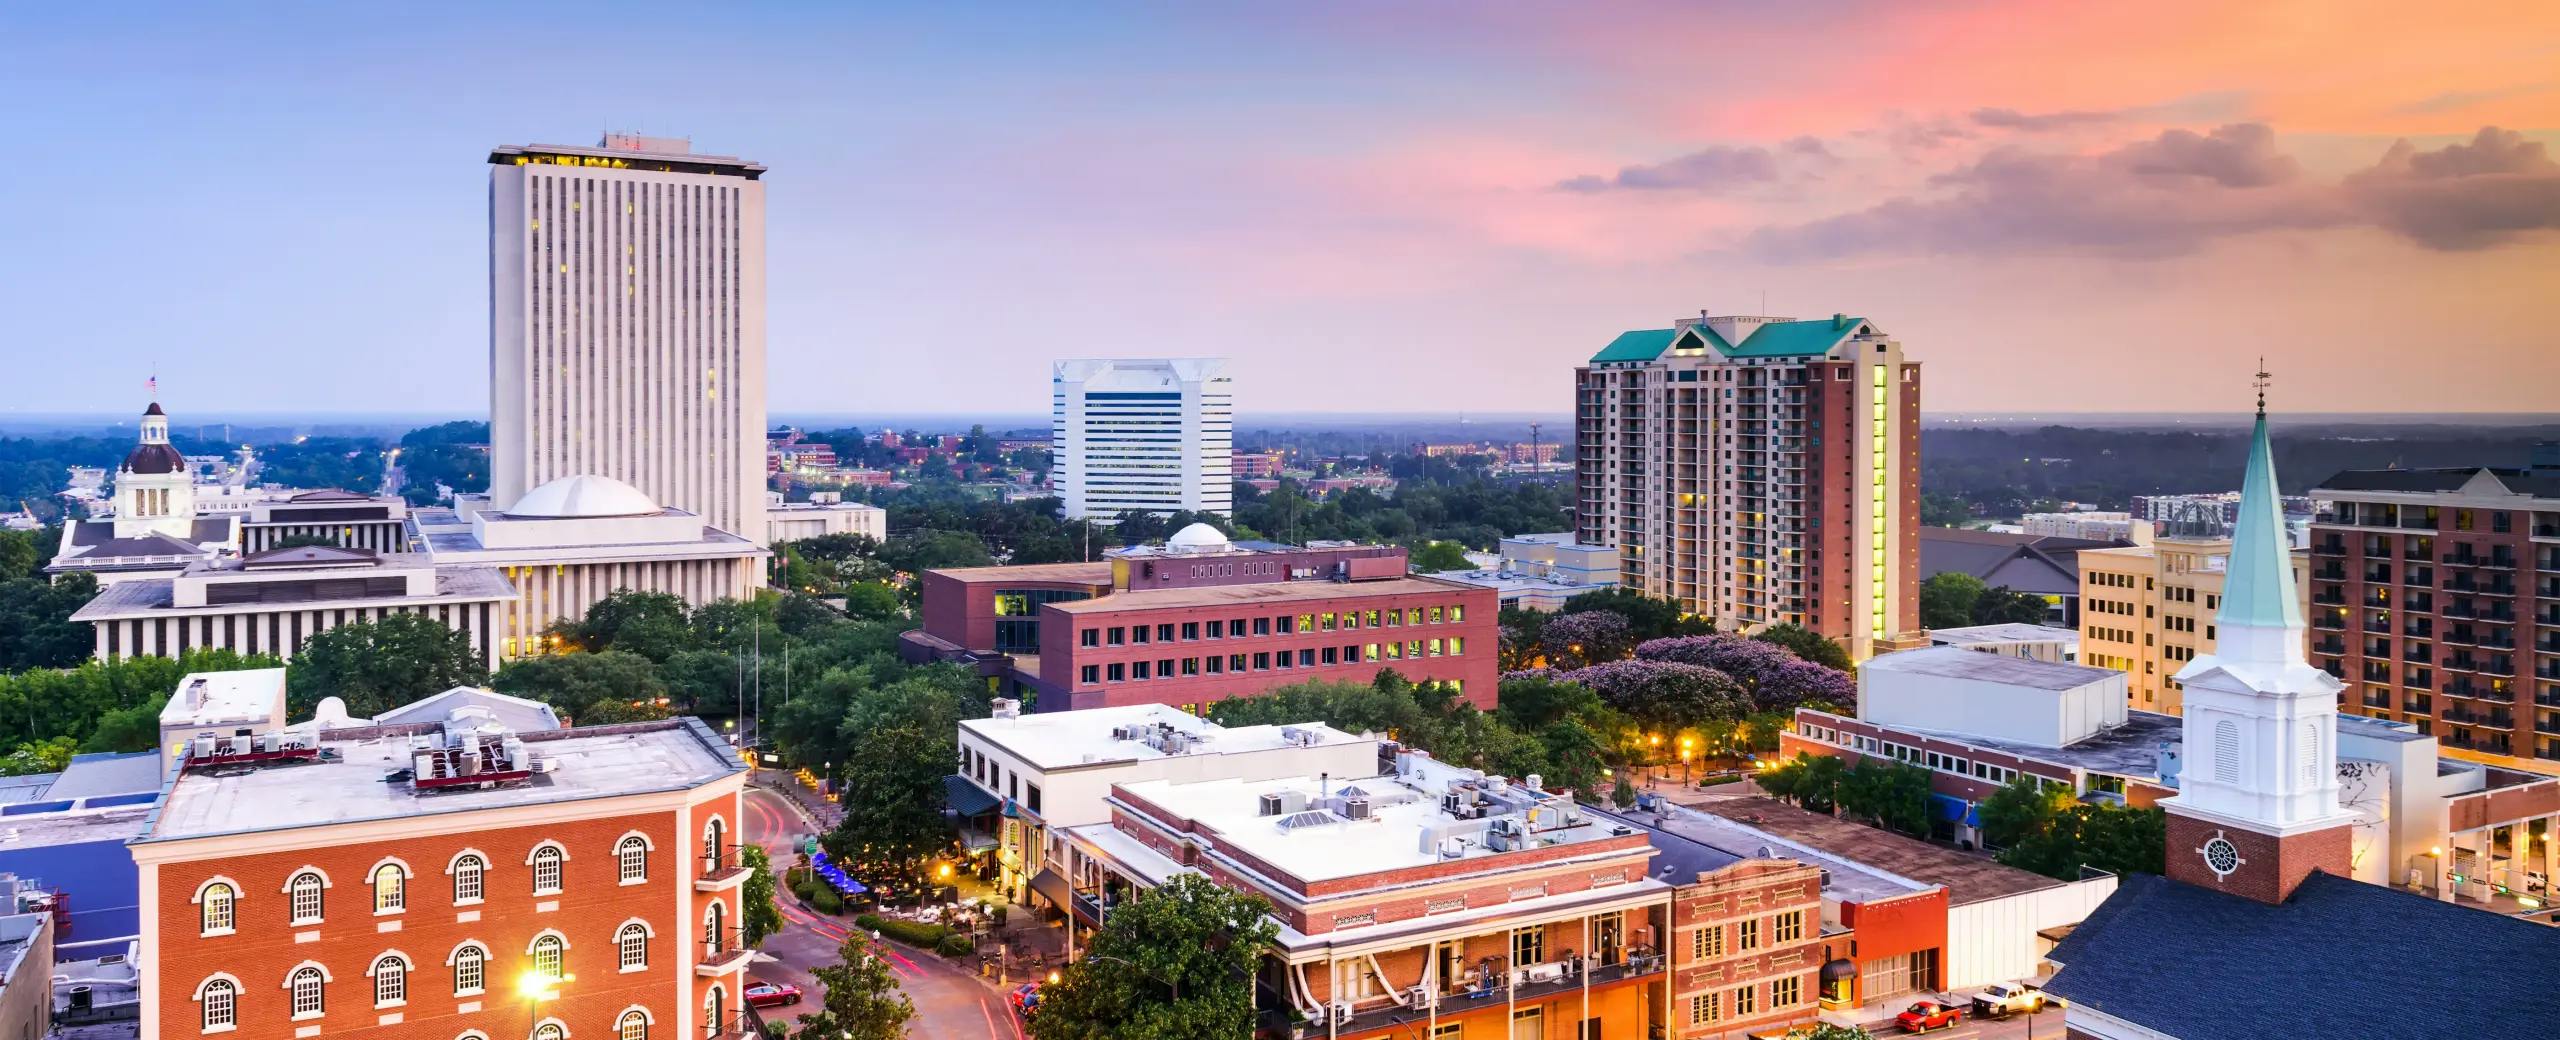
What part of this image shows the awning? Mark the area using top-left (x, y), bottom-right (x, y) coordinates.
top-left (1931, 794), bottom-right (1979, 827)
top-left (958, 828), bottom-right (998, 852)
top-left (1029, 868), bottom-right (1071, 909)
top-left (944, 774), bottom-right (1000, 817)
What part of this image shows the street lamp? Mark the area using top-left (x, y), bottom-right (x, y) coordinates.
top-left (518, 971), bottom-right (565, 1040)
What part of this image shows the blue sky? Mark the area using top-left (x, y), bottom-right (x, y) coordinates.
top-left (5, 2), bottom-right (2555, 417)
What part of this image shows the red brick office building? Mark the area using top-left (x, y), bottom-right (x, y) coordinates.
top-left (902, 527), bottom-right (1499, 712)
top-left (129, 714), bottom-right (751, 1040)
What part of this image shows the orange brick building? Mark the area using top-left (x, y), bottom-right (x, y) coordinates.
top-left (128, 715), bottom-right (751, 1040)
top-left (1057, 746), bottom-right (1830, 1039)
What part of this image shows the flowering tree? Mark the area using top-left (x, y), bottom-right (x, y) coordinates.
top-left (1540, 610), bottom-right (1637, 669)
top-left (1635, 634), bottom-right (1853, 711)
top-left (1554, 659), bottom-right (1749, 731)
top-left (1757, 659), bottom-right (1855, 712)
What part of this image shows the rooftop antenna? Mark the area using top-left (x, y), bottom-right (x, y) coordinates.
top-left (2252, 356), bottom-right (2271, 419)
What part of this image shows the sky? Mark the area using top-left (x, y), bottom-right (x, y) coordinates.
top-left (3, 1), bottom-right (2556, 419)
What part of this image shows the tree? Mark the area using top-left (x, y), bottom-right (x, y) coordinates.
top-left (824, 719), bottom-right (953, 892)
top-left (1972, 585), bottom-right (2054, 626)
top-left (1560, 587), bottom-right (1713, 642)
top-left (286, 613), bottom-right (487, 718)
top-left (1541, 610), bottom-right (1637, 669)
top-left (742, 844), bottom-right (785, 947)
top-left (1757, 752), bottom-right (1846, 815)
top-left (0, 737), bottom-right (76, 777)
top-left (1834, 758), bottom-right (1932, 835)
top-left (1407, 540), bottom-right (1475, 573)
top-left (1752, 623), bottom-right (1853, 672)
top-left (1610, 771), bottom-right (1638, 809)
top-left (1920, 572), bottom-right (1987, 630)
top-left (794, 933), bottom-right (914, 1040)
top-left (1027, 873), bottom-right (1279, 1040)
top-left (491, 650), bottom-right (669, 724)
top-left (1977, 777), bottom-right (2166, 879)
top-left (0, 569), bottom-right (98, 671)
top-left (1553, 659), bottom-right (1749, 733)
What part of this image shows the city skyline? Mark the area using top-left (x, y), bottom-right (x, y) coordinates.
top-left (4, 3), bottom-right (2556, 417)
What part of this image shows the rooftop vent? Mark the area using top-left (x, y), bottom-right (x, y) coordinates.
top-left (406, 714), bottom-right (538, 792)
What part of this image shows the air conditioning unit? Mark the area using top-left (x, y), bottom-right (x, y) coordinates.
top-left (1331, 1002), bottom-right (1356, 1024)
top-left (1404, 988), bottom-right (1437, 1010)
top-left (1260, 793), bottom-right (1288, 817)
top-left (1342, 797), bottom-right (1372, 820)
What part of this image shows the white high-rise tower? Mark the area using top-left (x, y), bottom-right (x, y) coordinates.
top-left (2160, 378), bottom-right (2359, 903)
top-left (1051, 358), bottom-right (1233, 520)
top-left (488, 134), bottom-right (767, 543)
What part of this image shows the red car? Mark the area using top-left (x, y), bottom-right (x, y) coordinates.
top-left (745, 982), bottom-right (802, 1008)
top-left (1008, 982), bottom-right (1043, 1016)
top-left (1894, 1000), bottom-right (1967, 1032)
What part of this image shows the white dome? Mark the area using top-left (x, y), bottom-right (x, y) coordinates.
top-left (508, 474), bottom-right (661, 518)
top-left (1167, 522), bottom-right (1230, 552)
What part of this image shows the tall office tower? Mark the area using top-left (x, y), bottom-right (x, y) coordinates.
top-left (2307, 443), bottom-right (2560, 765)
top-left (488, 134), bottom-right (767, 542)
top-left (1051, 358), bottom-right (1233, 520)
top-left (2080, 535), bottom-right (2310, 715)
top-left (1575, 312), bottom-right (1920, 660)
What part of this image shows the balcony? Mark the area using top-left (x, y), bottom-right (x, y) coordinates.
top-left (1307, 949), bottom-right (1666, 1040)
top-left (696, 943), bottom-right (753, 976)
top-left (2312, 588), bottom-right (2348, 607)
top-left (2311, 540), bottom-right (2348, 557)
top-left (2312, 638), bottom-right (2348, 657)
top-left (2313, 564), bottom-right (2349, 582)
top-left (696, 856), bottom-right (751, 892)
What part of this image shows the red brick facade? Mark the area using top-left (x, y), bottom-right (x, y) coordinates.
top-left (2163, 811), bottom-right (2352, 905)
top-left (1043, 582), bottom-right (1499, 712)
top-left (140, 789), bottom-right (745, 1040)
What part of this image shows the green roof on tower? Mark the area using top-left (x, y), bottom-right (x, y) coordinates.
top-left (1588, 315), bottom-right (1873, 363)
top-left (1590, 328), bottom-right (1679, 363)
top-left (2216, 409), bottom-right (2304, 632)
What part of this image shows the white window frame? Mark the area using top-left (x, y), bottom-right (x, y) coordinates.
top-left (194, 876), bottom-right (240, 937)
top-left (283, 869), bottom-right (331, 926)
top-left (448, 850), bottom-right (488, 905)
top-left (371, 858), bottom-right (410, 916)
top-left (616, 1006), bottom-right (655, 1040)
top-left (616, 919), bottom-right (653, 973)
top-left (528, 842), bottom-right (568, 896)
top-left (368, 952), bottom-right (411, 1009)
top-left (284, 962), bottom-right (330, 1021)
top-left (194, 973), bottom-right (242, 1034)
top-left (446, 942), bottom-right (489, 996)
top-left (528, 930), bottom-right (570, 980)
top-left (532, 1020), bottom-right (569, 1040)
top-left (616, 833), bottom-right (652, 886)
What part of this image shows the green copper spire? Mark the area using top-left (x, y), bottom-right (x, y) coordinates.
top-left (2218, 379), bottom-right (2302, 633)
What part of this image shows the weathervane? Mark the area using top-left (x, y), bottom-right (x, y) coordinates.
top-left (2252, 356), bottom-right (2271, 418)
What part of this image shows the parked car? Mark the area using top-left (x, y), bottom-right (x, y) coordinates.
top-left (745, 982), bottom-right (802, 1008)
top-left (1970, 982), bottom-right (2054, 1019)
top-left (1894, 1000), bottom-right (1968, 1032)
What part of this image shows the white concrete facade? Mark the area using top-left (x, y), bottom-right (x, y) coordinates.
top-left (1050, 358), bottom-right (1233, 520)
top-left (1860, 646), bottom-right (2128, 749)
top-left (764, 494), bottom-right (887, 543)
top-left (489, 136), bottom-right (768, 545)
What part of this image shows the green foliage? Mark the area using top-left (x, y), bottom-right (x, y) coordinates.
top-left (1972, 586), bottom-right (2055, 625)
top-left (1559, 587), bottom-right (1715, 643)
top-left (743, 844), bottom-right (784, 946)
top-left (0, 649), bottom-right (280, 751)
top-left (1757, 752), bottom-right (1846, 814)
top-left (1752, 622), bottom-right (1854, 671)
top-left (0, 567), bottom-right (97, 671)
top-left (1920, 572), bottom-right (1987, 630)
top-left (1027, 873), bottom-right (1280, 1040)
top-left (252, 436), bottom-right (385, 492)
top-left (1978, 777), bottom-right (2167, 879)
top-left (1834, 757), bottom-right (1933, 835)
top-left (1610, 772), bottom-right (1638, 809)
top-left (855, 914), bottom-right (953, 948)
top-left (0, 737), bottom-right (76, 777)
top-left (810, 886), bottom-right (845, 915)
top-left (286, 613), bottom-right (487, 718)
top-left (395, 422), bottom-right (490, 505)
top-left (793, 933), bottom-right (915, 1040)
top-left (1406, 540), bottom-right (1474, 572)
top-left (491, 650), bottom-right (670, 725)
top-left (933, 932), bottom-right (974, 957)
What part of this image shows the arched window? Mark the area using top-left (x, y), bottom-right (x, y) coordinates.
top-left (616, 923), bottom-right (649, 970)
top-left (617, 836), bottom-right (649, 883)
top-left (199, 881), bottom-right (237, 936)
top-left (704, 901), bottom-right (727, 957)
top-left (702, 816), bottom-right (727, 873)
top-left (451, 853), bottom-right (486, 904)
top-left (534, 1023), bottom-right (566, 1040)
top-left (530, 933), bottom-right (567, 980)
top-left (196, 975), bottom-right (239, 1032)
top-left (372, 863), bottom-right (406, 913)
top-left (288, 965), bottom-right (326, 1018)
top-left (449, 943), bottom-right (488, 996)
top-left (531, 844), bottom-right (566, 895)
top-left (703, 986), bottom-right (726, 1039)
top-left (287, 871), bottom-right (326, 925)
top-left (618, 1011), bottom-right (649, 1040)
top-left (370, 954), bottom-right (409, 1007)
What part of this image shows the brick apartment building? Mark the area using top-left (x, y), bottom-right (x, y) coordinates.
top-left (128, 712), bottom-right (752, 1040)
top-left (1576, 312), bottom-right (1921, 660)
top-left (1057, 746), bottom-right (1833, 1039)
top-left (2306, 453), bottom-right (2560, 764)
top-left (901, 527), bottom-right (1499, 712)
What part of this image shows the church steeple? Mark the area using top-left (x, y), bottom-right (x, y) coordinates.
top-left (2159, 375), bottom-right (2359, 904)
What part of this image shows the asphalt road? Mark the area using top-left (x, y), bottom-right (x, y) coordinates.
top-left (742, 785), bottom-right (1026, 1040)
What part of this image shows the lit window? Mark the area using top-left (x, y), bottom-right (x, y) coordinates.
top-left (373, 863), bottom-right (406, 913)
top-left (619, 1012), bottom-right (649, 1040)
top-left (200, 882), bottom-right (236, 935)
top-left (531, 934), bottom-right (567, 980)
top-left (536, 1025), bottom-right (566, 1040)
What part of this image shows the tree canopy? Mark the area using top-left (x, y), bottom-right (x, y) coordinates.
top-left (793, 933), bottom-right (914, 1040)
top-left (1027, 873), bottom-right (1279, 1040)
top-left (285, 612), bottom-right (486, 718)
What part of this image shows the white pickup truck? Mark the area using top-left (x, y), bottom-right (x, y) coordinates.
top-left (1970, 983), bottom-right (2055, 1019)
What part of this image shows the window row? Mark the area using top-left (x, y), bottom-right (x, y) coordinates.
top-left (1687, 909), bottom-right (1807, 960)
top-left (1686, 974), bottom-right (1806, 1026)
top-left (203, 982), bottom-right (724, 1040)
top-left (1077, 639), bottom-right (1467, 685)
top-left (192, 925), bottom-right (665, 1030)
top-left (1077, 605), bottom-right (1469, 647)
top-left (195, 817), bottom-right (729, 935)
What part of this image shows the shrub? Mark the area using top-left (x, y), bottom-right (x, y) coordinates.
top-left (810, 886), bottom-right (844, 915)
top-left (934, 932), bottom-right (975, 958)
top-left (1698, 773), bottom-right (1746, 788)
top-left (856, 913), bottom-right (954, 949)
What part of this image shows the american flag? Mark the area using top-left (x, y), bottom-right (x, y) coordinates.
top-left (147, 373), bottom-right (157, 397)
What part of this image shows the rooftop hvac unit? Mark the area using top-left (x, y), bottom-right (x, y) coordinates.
top-left (1260, 792), bottom-right (1287, 817)
top-left (1330, 1002), bottom-right (1356, 1025)
top-left (1341, 797), bottom-right (1372, 820)
top-left (1524, 773), bottom-right (1543, 792)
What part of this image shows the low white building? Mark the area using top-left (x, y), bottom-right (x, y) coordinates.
top-left (2019, 512), bottom-right (2148, 541)
top-left (765, 491), bottom-right (886, 543)
top-left (953, 702), bottom-right (1376, 907)
top-left (71, 544), bottom-right (515, 666)
top-left (417, 474), bottom-right (768, 658)
top-left (1431, 532), bottom-right (1618, 611)
top-left (156, 668), bottom-right (287, 771)
top-left (1859, 645), bottom-right (2127, 750)
top-left (1925, 623), bottom-right (2081, 663)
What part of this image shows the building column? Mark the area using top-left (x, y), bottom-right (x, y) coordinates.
top-left (2541, 815), bottom-right (2558, 903)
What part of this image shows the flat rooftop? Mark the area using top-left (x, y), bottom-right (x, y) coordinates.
top-left (1052, 575), bottom-right (1473, 613)
top-left (929, 562), bottom-right (1114, 585)
top-left (1431, 569), bottom-right (1614, 595)
top-left (1597, 803), bottom-right (1931, 905)
top-left (1701, 796), bottom-right (2063, 905)
top-left (1865, 645), bottom-right (2118, 691)
top-left (159, 669), bottom-right (285, 728)
top-left (73, 565), bottom-right (514, 619)
top-left (1866, 709), bottom-right (2184, 779)
top-left (142, 717), bottom-right (744, 843)
top-left (1116, 769), bottom-right (1630, 888)
top-left (1929, 623), bottom-right (2080, 647)
top-left (960, 705), bottom-right (1366, 772)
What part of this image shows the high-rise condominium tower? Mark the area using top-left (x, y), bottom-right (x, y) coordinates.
top-left (488, 134), bottom-right (767, 542)
top-left (1575, 312), bottom-right (1919, 659)
top-left (1051, 358), bottom-right (1233, 520)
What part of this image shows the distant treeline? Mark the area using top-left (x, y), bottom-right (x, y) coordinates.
top-left (1923, 423), bottom-right (2560, 511)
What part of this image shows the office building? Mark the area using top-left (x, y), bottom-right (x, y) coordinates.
top-left (1057, 747), bottom-right (1823, 1039)
top-left (1431, 532), bottom-right (1620, 612)
top-left (72, 546), bottom-right (515, 666)
top-left (763, 492), bottom-right (886, 544)
top-left (952, 703), bottom-right (1374, 910)
top-left (1234, 451), bottom-right (1286, 479)
top-left (1576, 312), bottom-right (1920, 660)
top-left (2306, 447), bottom-right (2560, 765)
top-left (416, 476), bottom-right (766, 659)
top-left (131, 708), bottom-right (752, 1040)
top-left (488, 134), bottom-right (767, 543)
top-left (49, 402), bottom-right (239, 585)
top-left (902, 527), bottom-right (1497, 711)
top-left (2041, 407), bottom-right (2560, 1040)
top-left (2018, 512), bottom-right (2147, 541)
top-left (1050, 358), bottom-right (1233, 520)
top-left (2077, 535), bottom-right (2307, 715)
top-left (2131, 490), bottom-right (2316, 540)
top-left (239, 490), bottom-right (412, 554)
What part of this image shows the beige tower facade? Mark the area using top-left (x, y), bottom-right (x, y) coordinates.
top-left (488, 134), bottom-right (768, 544)
top-left (2078, 536), bottom-right (2309, 715)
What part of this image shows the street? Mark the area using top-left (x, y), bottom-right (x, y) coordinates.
top-left (741, 785), bottom-right (1027, 1040)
